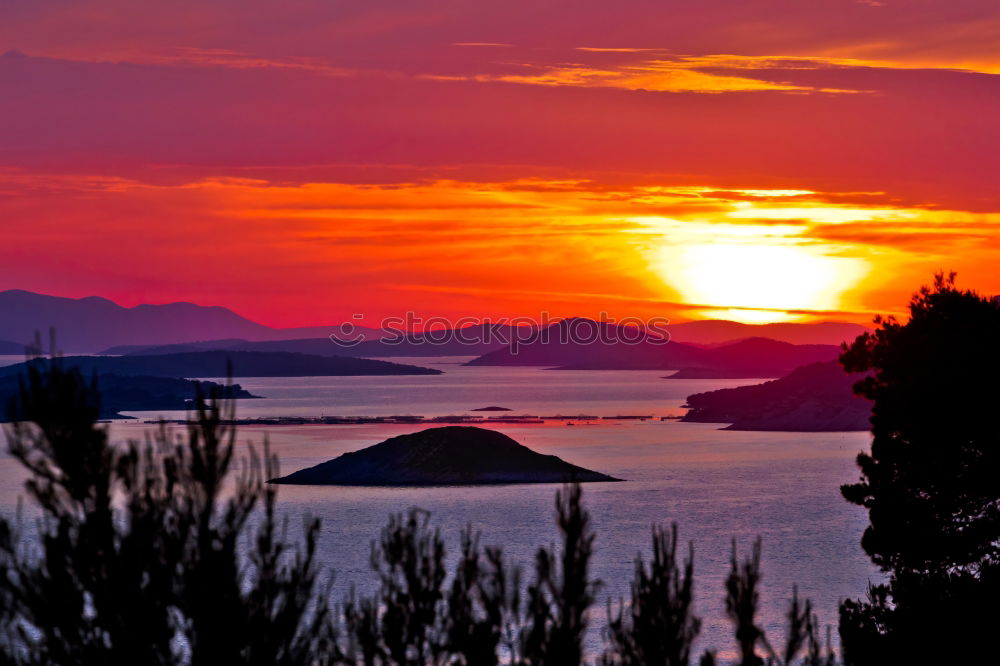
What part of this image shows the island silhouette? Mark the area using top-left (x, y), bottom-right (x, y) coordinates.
top-left (682, 360), bottom-right (871, 431)
top-left (0, 350), bottom-right (440, 379)
top-left (270, 426), bottom-right (621, 485)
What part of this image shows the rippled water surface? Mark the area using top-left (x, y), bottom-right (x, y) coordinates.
top-left (0, 356), bottom-right (878, 660)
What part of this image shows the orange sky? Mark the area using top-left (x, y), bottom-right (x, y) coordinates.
top-left (1, 1), bottom-right (998, 326)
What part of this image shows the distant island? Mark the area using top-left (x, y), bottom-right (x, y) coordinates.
top-left (250, 323), bottom-right (521, 358)
top-left (666, 368), bottom-right (768, 379)
top-left (466, 319), bottom-right (839, 378)
top-left (681, 361), bottom-right (872, 431)
top-left (270, 425), bottom-right (622, 485)
top-left (666, 319), bottom-right (868, 346)
top-left (471, 405), bottom-right (512, 411)
top-left (0, 351), bottom-right (441, 379)
top-left (465, 319), bottom-right (676, 368)
top-left (101, 324), bottom-right (529, 359)
top-left (663, 338), bottom-right (839, 378)
top-left (0, 373), bottom-right (257, 421)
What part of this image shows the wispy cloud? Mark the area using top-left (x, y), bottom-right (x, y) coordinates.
top-left (465, 53), bottom-right (884, 94)
top-left (470, 51), bottom-right (999, 95)
top-left (493, 65), bottom-right (824, 93)
top-left (575, 47), bottom-right (669, 53)
top-left (92, 46), bottom-right (359, 76)
top-left (453, 42), bottom-right (514, 48)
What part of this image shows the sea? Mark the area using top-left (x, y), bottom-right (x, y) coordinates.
top-left (0, 356), bottom-right (879, 662)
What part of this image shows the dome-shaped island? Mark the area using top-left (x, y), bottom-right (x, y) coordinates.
top-left (270, 426), bottom-right (622, 486)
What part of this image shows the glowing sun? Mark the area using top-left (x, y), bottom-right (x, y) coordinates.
top-left (657, 242), bottom-right (867, 323)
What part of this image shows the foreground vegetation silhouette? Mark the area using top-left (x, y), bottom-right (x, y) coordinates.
top-left (838, 273), bottom-right (1000, 664)
top-left (3, 273), bottom-right (997, 664)
top-left (0, 356), bottom-right (334, 665)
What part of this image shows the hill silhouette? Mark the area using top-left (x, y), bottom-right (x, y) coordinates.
top-left (99, 339), bottom-right (250, 355)
top-left (271, 426), bottom-right (621, 485)
top-left (466, 320), bottom-right (838, 378)
top-left (663, 338), bottom-right (840, 378)
top-left (681, 360), bottom-right (871, 431)
top-left (0, 340), bottom-right (25, 354)
top-left (667, 319), bottom-right (868, 346)
top-left (0, 351), bottom-right (441, 379)
top-left (465, 319), bottom-right (685, 368)
top-left (324, 323), bottom-right (524, 357)
top-left (0, 290), bottom-right (380, 352)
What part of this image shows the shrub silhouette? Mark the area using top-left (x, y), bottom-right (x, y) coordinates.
top-left (838, 274), bottom-right (1000, 664)
top-left (0, 348), bottom-right (836, 665)
top-left (343, 484), bottom-right (597, 666)
top-left (519, 482), bottom-right (598, 665)
top-left (718, 540), bottom-right (834, 666)
top-left (601, 524), bottom-right (700, 666)
top-left (0, 354), bottom-right (334, 665)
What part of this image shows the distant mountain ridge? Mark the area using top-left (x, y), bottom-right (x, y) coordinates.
top-left (662, 338), bottom-right (841, 378)
top-left (2, 289), bottom-right (868, 356)
top-left (0, 290), bottom-right (379, 352)
top-left (667, 319), bottom-right (868, 346)
top-left (100, 324), bottom-right (531, 358)
top-left (466, 318), bottom-right (677, 368)
top-left (100, 340), bottom-right (252, 356)
top-left (322, 323), bottom-right (524, 357)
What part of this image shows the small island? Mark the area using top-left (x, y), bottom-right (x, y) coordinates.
top-left (471, 406), bottom-right (513, 411)
top-left (270, 425), bottom-right (622, 485)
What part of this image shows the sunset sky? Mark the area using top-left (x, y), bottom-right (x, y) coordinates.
top-left (1, 0), bottom-right (997, 326)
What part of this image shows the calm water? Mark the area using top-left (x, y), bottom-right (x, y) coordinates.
top-left (0, 356), bottom-right (879, 661)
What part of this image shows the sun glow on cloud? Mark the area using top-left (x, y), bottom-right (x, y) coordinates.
top-left (469, 48), bottom-right (1000, 96)
top-left (495, 66), bottom-right (816, 94)
top-left (4, 171), bottom-right (997, 325)
top-left (631, 196), bottom-right (874, 322)
top-left (725, 202), bottom-right (916, 224)
top-left (659, 243), bottom-right (868, 323)
top-left (480, 53), bottom-right (883, 94)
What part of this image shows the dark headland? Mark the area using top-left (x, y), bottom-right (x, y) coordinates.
top-left (270, 426), bottom-right (622, 485)
top-left (681, 360), bottom-right (871, 431)
top-left (0, 373), bottom-right (257, 421)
